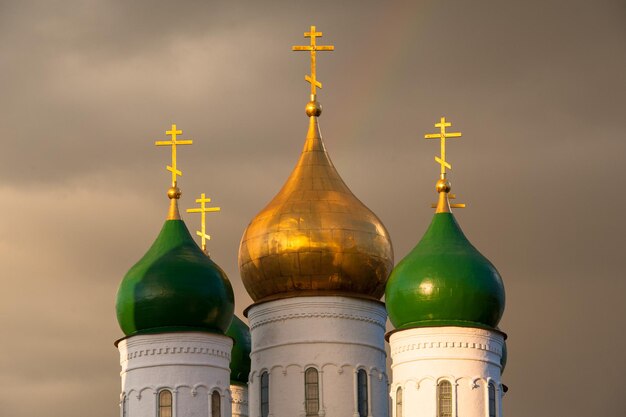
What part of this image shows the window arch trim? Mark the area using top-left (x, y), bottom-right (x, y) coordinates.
top-left (158, 389), bottom-right (173, 417)
top-left (437, 379), bottom-right (453, 417)
top-left (121, 393), bottom-right (127, 417)
top-left (305, 367), bottom-right (320, 417)
top-left (357, 368), bottom-right (368, 417)
top-left (211, 390), bottom-right (221, 417)
top-left (487, 381), bottom-right (497, 417)
top-left (395, 386), bottom-right (402, 417)
top-left (260, 371), bottom-right (270, 417)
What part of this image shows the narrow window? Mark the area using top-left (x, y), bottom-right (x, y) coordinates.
top-left (305, 368), bottom-right (320, 416)
top-left (260, 371), bottom-right (269, 417)
top-left (357, 369), bottom-right (368, 417)
top-left (211, 390), bottom-right (221, 417)
top-left (158, 390), bottom-right (173, 417)
top-left (488, 382), bottom-right (496, 417)
top-left (437, 380), bottom-right (452, 417)
top-left (395, 387), bottom-right (402, 417)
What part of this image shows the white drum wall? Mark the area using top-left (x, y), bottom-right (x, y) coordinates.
top-left (389, 327), bottom-right (505, 417)
top-left (118, 332), bottom-right (233, 417)
top-left (247, 296), bottom-right (389, 417)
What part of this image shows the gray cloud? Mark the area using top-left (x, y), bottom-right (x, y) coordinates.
top-left (0, 1), bottom-right (624, 416)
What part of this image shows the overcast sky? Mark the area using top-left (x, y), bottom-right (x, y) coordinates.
top-left (0, 1), bottom-right (625, 416)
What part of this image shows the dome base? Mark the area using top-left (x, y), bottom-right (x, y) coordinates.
top-left (386, 320), bottom-right (507, 341)
top-left (243, 290), bottom-right (384, 316)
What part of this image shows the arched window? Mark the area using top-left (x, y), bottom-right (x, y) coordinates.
top-left (211, 390), bottom-right (221, 417)
top-left (305, 368), bottom-right (320, 416)
top-left (395, 387), bottom-right (402, 417)
top-left (437, 380), bottom-right (452, 417)
top-left (158, 390), bottom-right (173, 417)
top-left (357, 369), bottom-right (368, 417)
top-left (488, 382), bottom-right (496, 417)
top-left (260, 371), bottom-right (269, 417)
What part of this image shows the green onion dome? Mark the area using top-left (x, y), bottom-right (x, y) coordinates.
top-left (385, 211), bottom-right (505, 331)
top-left (116, 197), bottom-right (235, 336)
top-left (226, 315), bottom-right (251, 385)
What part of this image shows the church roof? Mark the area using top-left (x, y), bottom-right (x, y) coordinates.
top-left (238, 113), bottom-right (394, 303)
top-left (238, 27), bottom-right (393, 303)
top-left (116, 202), bottom-right (235, 336)
top-left (385, 117), bottom-right (505, 332)
top-left (116, 125), bottom-right (234, 337)
top-left (386, 211), bottom-right (505, 331)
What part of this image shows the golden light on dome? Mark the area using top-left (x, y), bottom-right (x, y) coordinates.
top-left (238, 27), bottom-right (393, 303)
top-left (238, 116), bottom-right (393, 303)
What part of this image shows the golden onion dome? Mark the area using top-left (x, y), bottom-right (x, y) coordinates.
top-left (238, 104), bottom-right (393, 303)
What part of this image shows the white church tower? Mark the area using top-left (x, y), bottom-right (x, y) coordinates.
top-left (385, 117), bottom-right (508, 417)
top-left (115, 128), bottom-right (236, 417)
top-left (238, 26), bottom-right (394, 417)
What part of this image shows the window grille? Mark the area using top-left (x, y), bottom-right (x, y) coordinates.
top-left (437, 381), bottom-right (452, 417)
top-left (158, 390), bottom-right (173, 417)
top-left (260, 372), bottom-right (269, 417)
top-left (357, 369), bottom-right (368, 417)
top-left (305, 368), bottom-right (320, 416)
top-left (395, 387), bottom-right (402, 417)
top-left (488, 382), bottom-right (496, 417)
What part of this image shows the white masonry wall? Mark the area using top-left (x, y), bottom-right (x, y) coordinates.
top-left (118, 332), bottom-right (233, 417)
top-left (231, 384), bottom-right (249, 417)
top-left (389, 327), bottom-right (505, 417)
top-left (247, 296), bottom-right (389, 417)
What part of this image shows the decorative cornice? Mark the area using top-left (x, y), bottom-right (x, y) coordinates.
top-left (250, 310), bottom-right (386, 331)
top-left (391, 340), bottom-right (502, 356)
top-left (125, 345), bottom-right (231, 361)
top-left (122, 332), bottom-right (232, 346)
top-left (247, 297), bottom-right (387, 330)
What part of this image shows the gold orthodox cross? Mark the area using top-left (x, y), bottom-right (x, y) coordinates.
top-left (292, 25), bottom-right (334, 96)
top-left (424, 116), bottom-right (462, 176)
top-left (186, 193), bottom-right (221, 253)
top-left (425, 116), bottom-right (466, 209)
top-left (155, 124), bottom-right (193, 186)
